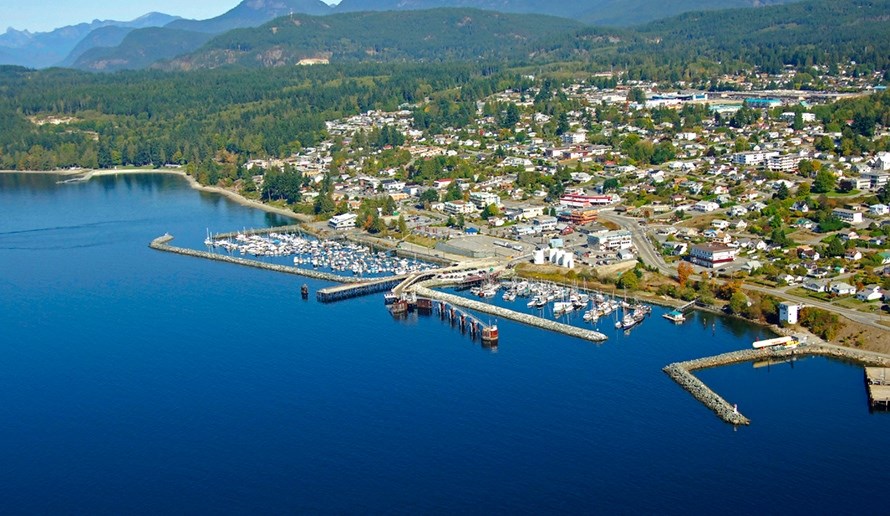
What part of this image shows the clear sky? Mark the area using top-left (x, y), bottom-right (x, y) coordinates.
top-left (5, 0), bottom-right (339, 33)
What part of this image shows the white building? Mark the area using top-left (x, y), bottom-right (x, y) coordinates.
top-left (832, 208), bottom-right (863, 224)
top-left (766, 154), bottom-right (802, 172)
top-left (469, 191), bottom-right (502, 210)
top-left (779, 302), bottom-right (801, 325)
top-left (444, 201), bottom-right (476, 215)
top-left (688, 243), bottom-right (737, 268)
top-left (587, 230), bottom-right (633, 250)
top-left (869, 204), bottom-right (889, 216)
top-left (531, 216), bottom-right (559, 232)
top-left (691, 201), bottom-right (720, 213)
top-left (328, 213), bottom-right (357, 230)
top-left (561, 130), bottom-right (587, 145)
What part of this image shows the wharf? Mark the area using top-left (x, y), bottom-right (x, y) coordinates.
top-left (316, 275), bottom-right (408, 303)
top-left (665, 345), bottom-right (890, 425)
top-left (150, 234), bottom-right (362, 284)
top-left (865, 367), bottom-right (890, 409)
top-left (412, 285), bottom-right (608, 343)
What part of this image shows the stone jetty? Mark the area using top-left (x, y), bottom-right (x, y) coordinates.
top-left (150, 234), bottom-right (362, 284)
top-left (412, 285), bottom-right (608, 343)
top-left (665, 344), bottom-right (890, 426)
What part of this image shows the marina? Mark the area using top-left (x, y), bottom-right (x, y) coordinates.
top-left (4, 172), bottom-right (890, 514)
top-left (205, 230), bottom-right (436, 277)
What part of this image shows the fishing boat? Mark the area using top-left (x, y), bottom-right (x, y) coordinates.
top-left (389, 299), bottom-right (409, 315)
top-left (383, 292), bottom-right (399, 305)
top-left (481, 324), bottom-right (499, 344)
top-left (301, 284), bottom-right (309, 299)
top-left (620, 313), bottom-right (637, 330)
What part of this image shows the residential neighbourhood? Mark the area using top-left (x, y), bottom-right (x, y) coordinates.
top-left (238, 67), bottom-right (890, 334)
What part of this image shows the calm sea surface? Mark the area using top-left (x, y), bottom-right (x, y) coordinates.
top-left (0, 172), bottom-right (886, 514)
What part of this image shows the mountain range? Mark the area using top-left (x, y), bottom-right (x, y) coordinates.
top-left (0, 0), bottom-right (803, 70)
top-left (0, 12), bottom-right (181, 68)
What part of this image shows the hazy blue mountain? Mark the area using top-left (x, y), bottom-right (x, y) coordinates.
top-left (71, 28), bottom-right (215, 72)
top-left (72, 0), bottom-right (337, 72)
top-left (58, 26), bottom-right (135, 67)
top-left (0, 12), bottom-right (180, 68)
top-left (166, 0), bottom-right (334, 33)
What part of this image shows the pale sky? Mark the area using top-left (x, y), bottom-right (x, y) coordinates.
top-left (3, 0), bottom-right (340, 33)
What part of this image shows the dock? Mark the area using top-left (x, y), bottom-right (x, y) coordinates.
top-left (665, 345), bottom-right (890, 425)
top-left (316, 275), bottom-right (408, 303)
top-left (866, 367), bottom-right (890, 409)
top-left (412, 285), bottom-right (608, 343)
top-left (150, 234), bottom-right (364, 284)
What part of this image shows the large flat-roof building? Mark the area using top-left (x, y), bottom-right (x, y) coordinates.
top-left (328, 213), bottom-right (357, 230)
top-left (689, 243), bottom-right (737, 268)
top-left (587, 229), bottom-right (633, 250)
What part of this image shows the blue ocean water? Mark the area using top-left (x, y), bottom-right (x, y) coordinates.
top-left (0, 172), bottom-right (886, 514)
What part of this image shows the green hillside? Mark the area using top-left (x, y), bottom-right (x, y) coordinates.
top-left (167, 9), bottom-right (585, 69)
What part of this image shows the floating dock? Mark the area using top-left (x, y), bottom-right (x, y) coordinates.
top-left (412, 285), bottom-right (608, 343)
top-left (150, 234), bottom-right (363, 284)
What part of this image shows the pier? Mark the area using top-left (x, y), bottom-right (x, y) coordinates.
top-left (866, 367), bottom-right (890, 409)
top-left (412, 285), bottom-right (608, 343)
top-left (665, 345), bottom-right (890, 425)
top-left (150, 234), bottom-right (364, 284)
top-left (316, 275), bottom-right (408, 303)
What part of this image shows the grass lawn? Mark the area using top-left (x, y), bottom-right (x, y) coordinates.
top-left (788, 286), bottom-right (833, 302)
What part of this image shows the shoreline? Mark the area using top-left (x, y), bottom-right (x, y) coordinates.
top-left (2, 168), bottom-right (311, 223)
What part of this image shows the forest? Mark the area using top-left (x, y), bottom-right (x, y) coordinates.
top-left (0, 0), bottom-right (888, 179)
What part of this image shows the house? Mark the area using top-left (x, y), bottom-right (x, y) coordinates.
top-left (662, 242), bottom-right (688, 256)
top-left (803, 279), bottom-right (826, 292)
top-left (688, 243), bottom-right (737, 268)
top-left (791, 201), bottom-right (810, 213)
top-left (832, 208), bottom-right (863, 224)
top-left (798, 248), bottom-right (820, 261)
top-left (856, 285), bottom-right (883, 301)
top-left (711, 219), bottom-right (730, 230)
top-left (794, 218), bottom-right (816, 230)
top-left (691, 200), bottom-right (719, 213)
top-left (433, 178), bottom-right (454, 189)
top-left (742, 260), bottom-right (763, 272)
top-left (829, 282), bottom-right (857, 296)
top-left (381, 179), bottom-right (406, 193)
top-left (844, 249), bottom-right (863, 261)
top-left (878, 251), bottom-right (890, 265)
top-left (729, 205), bottom-right (749, 217)
top-left (869, 204), bottom-right (890, 216)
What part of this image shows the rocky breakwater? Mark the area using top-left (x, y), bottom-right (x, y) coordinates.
top-left (665, 344), bottom-right (890, 426)
top-left (412, 285), bottom-right (608, 343)
top-left (149, 234), bottom-right (361, 284)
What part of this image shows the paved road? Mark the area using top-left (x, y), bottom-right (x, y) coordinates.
top-left (598, 211), bottom-right (675, 276)
top-left (598, 211), bottom-right (890, 333)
